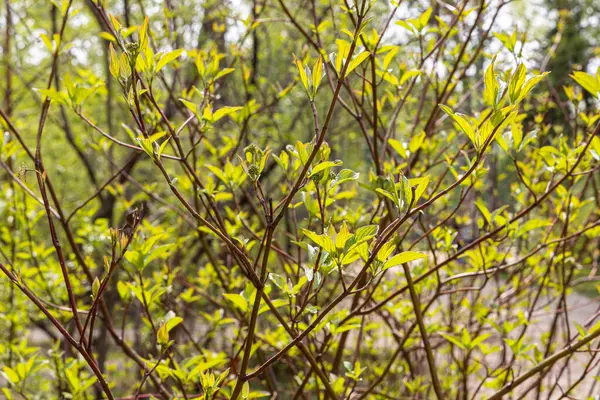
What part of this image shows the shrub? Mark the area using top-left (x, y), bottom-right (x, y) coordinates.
top-left (1, 0), bottom-right (599, 399)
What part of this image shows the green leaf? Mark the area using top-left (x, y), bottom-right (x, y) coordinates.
top-left (382, 251), bottom-right (426, 271)
top-left (353, 225), bottom-right (378, 243)
top-left (493, 31), bottom-right (517, 53)
top-left (109, 44), bottom-right (120, 78)
top-left (156, 49), bottom-right (184, 73)
top-left (376, 240), bottom-right (396, 262)
top-left (395, 20), bottom-right (415, 33)
top-left (242, 381), bottom-right (250, 399)
top-left (38, 88), bottom-right (69, 106)
top-left (312, 55), bottom-right (324, 97)
top-left (418, 8), bottom-right (432, 31)
top-left (399, 70), bottom-right (421, 87)
top-left (157, 138), bottom-right (171, 159)
top-left (214, 68), bottom-right (235, 82)
top-left (309, 160), bottom-right (342, 177)
top-left (301, 229), bottom-right (335, 253)
top-left (92, 277), bottom-right (100, 298)
top-left (99, 31), bottom-right (116, 42)
top-left (574, 322), bottom-right (587, 338)
top-left (165, 316), bottom-right (183, 332)
top-left (508, 63), bottom-right (526, 104)
top-left (295, 141), bottom-right (312, 165)
top-left (144, 243), bottom-right (176, 265)
top-left (157, 323), bottom-right (169, 345)
top-left (335, 222), bottom-right (351, 249)
top-left (484, 56), bottom-right (499, 107)
top-left (268, 273), bottom-right (287, 291)
top-left (117, 281), bottom-right (130, 301)
top-left (470, 333), bottom-right (491, 349)
top-left (388, 138), bottom-right (407, 158)
top-left (135, 137), bottom-right (156, 159)
top-left (188, 358), bottom-right (227, 379)
top-left (179, 99), bottom-right (197, 114)
top-left (335, 40), bottom-right (351, 73)
top-left (212, 106), bottom-right (243, 122)
top-left (223, 293), bottom-right (248, 312)
top-left (330, 169), bottom-right (359, 188)
top-left (517, 72), bottom-right (550, 103)
top-left (294, 54), bottom-right (309, 92)
top-left (570, 71), bottom-right (600, 97)
top-left (439, 105), bottom-right (477, 146)
top-left (119, 52), bottom-right (132, 80)
top-left (109, 13), bottom-right (122, 32)
top-left (40, 33), bottom-right (53, 52)
top-left (344, 51), bottom-right (370, 77)
top-left (2, 366), bottom-right (20, 384)
top-left (439, 332), bottom-right (466, 350)
top-left (139, 16), bottom-right (149, 50)
top-left (409, 176), bottom-right (430, 203)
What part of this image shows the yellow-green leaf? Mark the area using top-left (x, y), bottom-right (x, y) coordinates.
top-left (156, 49), bottom-right (184, 73)
top-left (382, 251), bottom-right (426, 271)
top-left (312, 55), bottom-right (324, 96)
top-left (40, 34), bottom-right (53, 52)
top-left (99, 32), bottom-right (116, 42)
top-left (157, 323), bottom-right (169, 345)
top-left (223, 293), bottom-right (248, 312)
top-left (508, 63), bottom-right (526, 104)
top-left (484, 56), bottom-right (499, 107)
top-left (344, 51), bottom-right (370, 77)
top-left (109, 44), bottom-right (120, 79)
top-left (294, 54), bottom-right (309, 92)
top-left (309, 160), bottom-right (342, 177)
top-left (139, 16), bottom-right (149, 51)
top-left (439, 105), bottom-right (476, 146)
top-left (570, 71), bottom-right (599, 97)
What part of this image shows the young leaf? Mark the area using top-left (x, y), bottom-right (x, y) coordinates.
top-left (484, 56), bottom-right (499, 107)
top-left (156, 49), bottom-right (184, 73)
top-left (301, 229), bottom-right (335, 254)
top-left (242, 381), bottom-right (250, 399)
top-left (570, 71), bottom-right (600, 97)
top-left (309, 160), bottom-right (342, 177)
top-left (382, 251), bottom-right (426, 271)
top-left (439, 105), bottom-right (477, 147)
top-left (223, 293), bottom-right (248, 312)
top-left (139, 16), bottom-right (149, 51)
top-left (439, 332), bottom-right (466, 350)
top-left (157, 323), bottom-right (169, 346)
top-left (312, 55), bottom-right (324, 97)
top-left (388, 138), bottom-right (407, 158)
top-left (109, 44), bottom-right (120, 79)
top-left (92, 277), bottom-right (100, 298)
top-left (517, 72), bottom-right (550, 103)
top-left (294, 54), bottom-right (309, 93)
top-left (418, 8), bottom-right (432, 31)
top-left (344, 51), bottom-right (370, 77)
top-left (508, 63), bottom-right (526, 104)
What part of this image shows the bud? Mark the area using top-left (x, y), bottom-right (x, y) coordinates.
top-left (109, 228), bottom-right (118, 246)
top-left (125, 42), bottom-right (140, 61)
top-left (247, 164), bottom-right (260, 181)
top-left (311, 171), bottom-right (323, 183)
top-left (242, 381), bottom-right (250, 399)
top-left (157, 323), bottom-right (169, 346)
top-left (119, 232), bottom-right (129, 250)
top-left (92, 277), bottom-right (100, 298)
top-left (244, 144), bottom-right (258, 158)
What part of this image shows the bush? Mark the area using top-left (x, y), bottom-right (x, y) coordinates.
top-left (1, 0), bottom-right (599, 399)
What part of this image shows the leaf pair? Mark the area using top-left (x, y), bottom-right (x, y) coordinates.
top-left (294, 54), bottom-right (325, 100)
